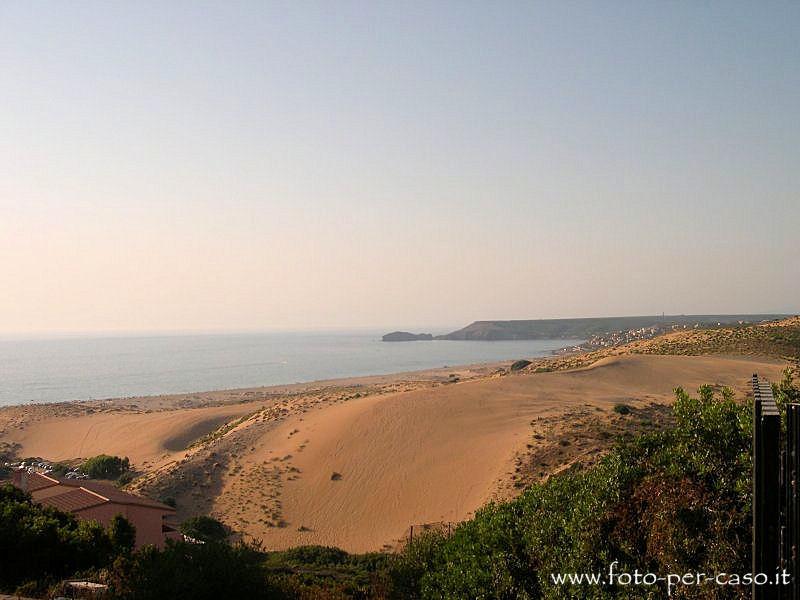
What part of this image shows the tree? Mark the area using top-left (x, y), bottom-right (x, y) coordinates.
top-left (109, 514), bottom-right (137, 555)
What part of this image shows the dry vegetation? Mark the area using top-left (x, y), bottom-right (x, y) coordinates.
top-left (505, 401), bottom-right (674, 491)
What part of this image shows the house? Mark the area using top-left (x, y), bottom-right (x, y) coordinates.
top-left (12, 469), bottom-right (180, 548)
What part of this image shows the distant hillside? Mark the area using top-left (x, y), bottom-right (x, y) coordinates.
top-left (518, 316), bottom-right (800, 373)
top-left (636, 316), bottom-right (800, 359)
top-left (436, 314), bottom-right (789, 341)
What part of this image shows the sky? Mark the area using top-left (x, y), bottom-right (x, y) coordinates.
top-left (1, 1), bottom-right (798, 335)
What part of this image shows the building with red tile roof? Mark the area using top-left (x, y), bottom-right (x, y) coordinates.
top-left (12, 470), bottom-right (179, 548)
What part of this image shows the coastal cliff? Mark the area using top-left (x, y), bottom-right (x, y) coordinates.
top-left (381, 314), bottom-right (788, 342)
top-left (436, 315), bottom-right (787, 341)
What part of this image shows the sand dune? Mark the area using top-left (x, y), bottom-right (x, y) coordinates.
top-left (241, 356), bottom-right (780, 550)
top-left (4, 403), bottom-right (256, 468)
top-left (1, 353), bottom-right (788, 552)
top-left (213, 354), bottom-right (787, 551)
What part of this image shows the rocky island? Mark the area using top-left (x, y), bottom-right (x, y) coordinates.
top-left (381, 331), bottom-right (434, 342)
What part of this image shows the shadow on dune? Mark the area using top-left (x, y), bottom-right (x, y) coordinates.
top-left (162, 415), bottom-right (235, 451)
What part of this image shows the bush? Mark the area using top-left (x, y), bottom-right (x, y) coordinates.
top-left (264, 545), bottom-right (391, 597)
top-left (273, 545), bottom-right (350, 566)
top-left (612, 403), bottom-right (631, 415)
top-left (116, 471), bottom-right (135, 486)
top-left (49, 462), bottom-right (72, 477)
top-left (109, 540), bottom-right (286, 600)
top-left (81, 454), bottom-right (130, 480)
top-left (180, 515), bottom-right (229, 544)
top-left (510, 360), bottom-right (532, 372)
top-left (775, 367), bottom-right (800, 413)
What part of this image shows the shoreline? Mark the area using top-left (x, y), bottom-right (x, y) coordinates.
top-left (1, 334), bottom-right (586, 408)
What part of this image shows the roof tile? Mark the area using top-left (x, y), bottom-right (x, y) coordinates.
top-left (25, 472), bottom-right (60, 492)
top-left (39, 488), bottom-right (105, 512)
top-left (60, 479), bottom-right (175, 511)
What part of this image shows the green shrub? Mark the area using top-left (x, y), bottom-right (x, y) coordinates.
top-left (180, 515), bottom-right (229, 544)
top-left (81, 454), bottom-right (130, 479)
top-left (264, 545), bottom-right (391, 597)
top-left (774, 367), bottom-right (800, 415)
top-left (109, 540), bottom-right (286, 600)
top-left (49, 462), bottom-right (72, 477)
top-left (612, 403), bottom-right (631, 415)
top-left (116, 471), bottom-right (135, 486)
top-left (272, 545), bottom-right (350, 566)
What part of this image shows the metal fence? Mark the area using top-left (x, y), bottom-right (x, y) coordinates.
top-left (752, 374), bottom-right (799, 600)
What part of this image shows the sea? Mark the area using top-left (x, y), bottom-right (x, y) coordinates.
top-left (0, 332), bottom-right (584, 406)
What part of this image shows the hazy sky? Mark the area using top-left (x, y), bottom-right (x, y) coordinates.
top-left (1, 1), bottom-right (798, 334)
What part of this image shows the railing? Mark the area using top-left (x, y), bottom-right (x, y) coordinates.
top-left (752, 374), bottom-right (799, 600)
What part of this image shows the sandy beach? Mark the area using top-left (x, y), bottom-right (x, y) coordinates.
top-left (0, 348), bottom-right (788, 552)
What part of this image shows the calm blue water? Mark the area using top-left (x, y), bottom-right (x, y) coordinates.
top-left (0, 332), bottom-right (583, 405)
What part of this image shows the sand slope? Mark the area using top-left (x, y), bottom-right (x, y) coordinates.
top-left (4, 403), bottom-right (256, 469)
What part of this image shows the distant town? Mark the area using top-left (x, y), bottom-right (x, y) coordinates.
top-left (554, 319), bottom-right (759, 354)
